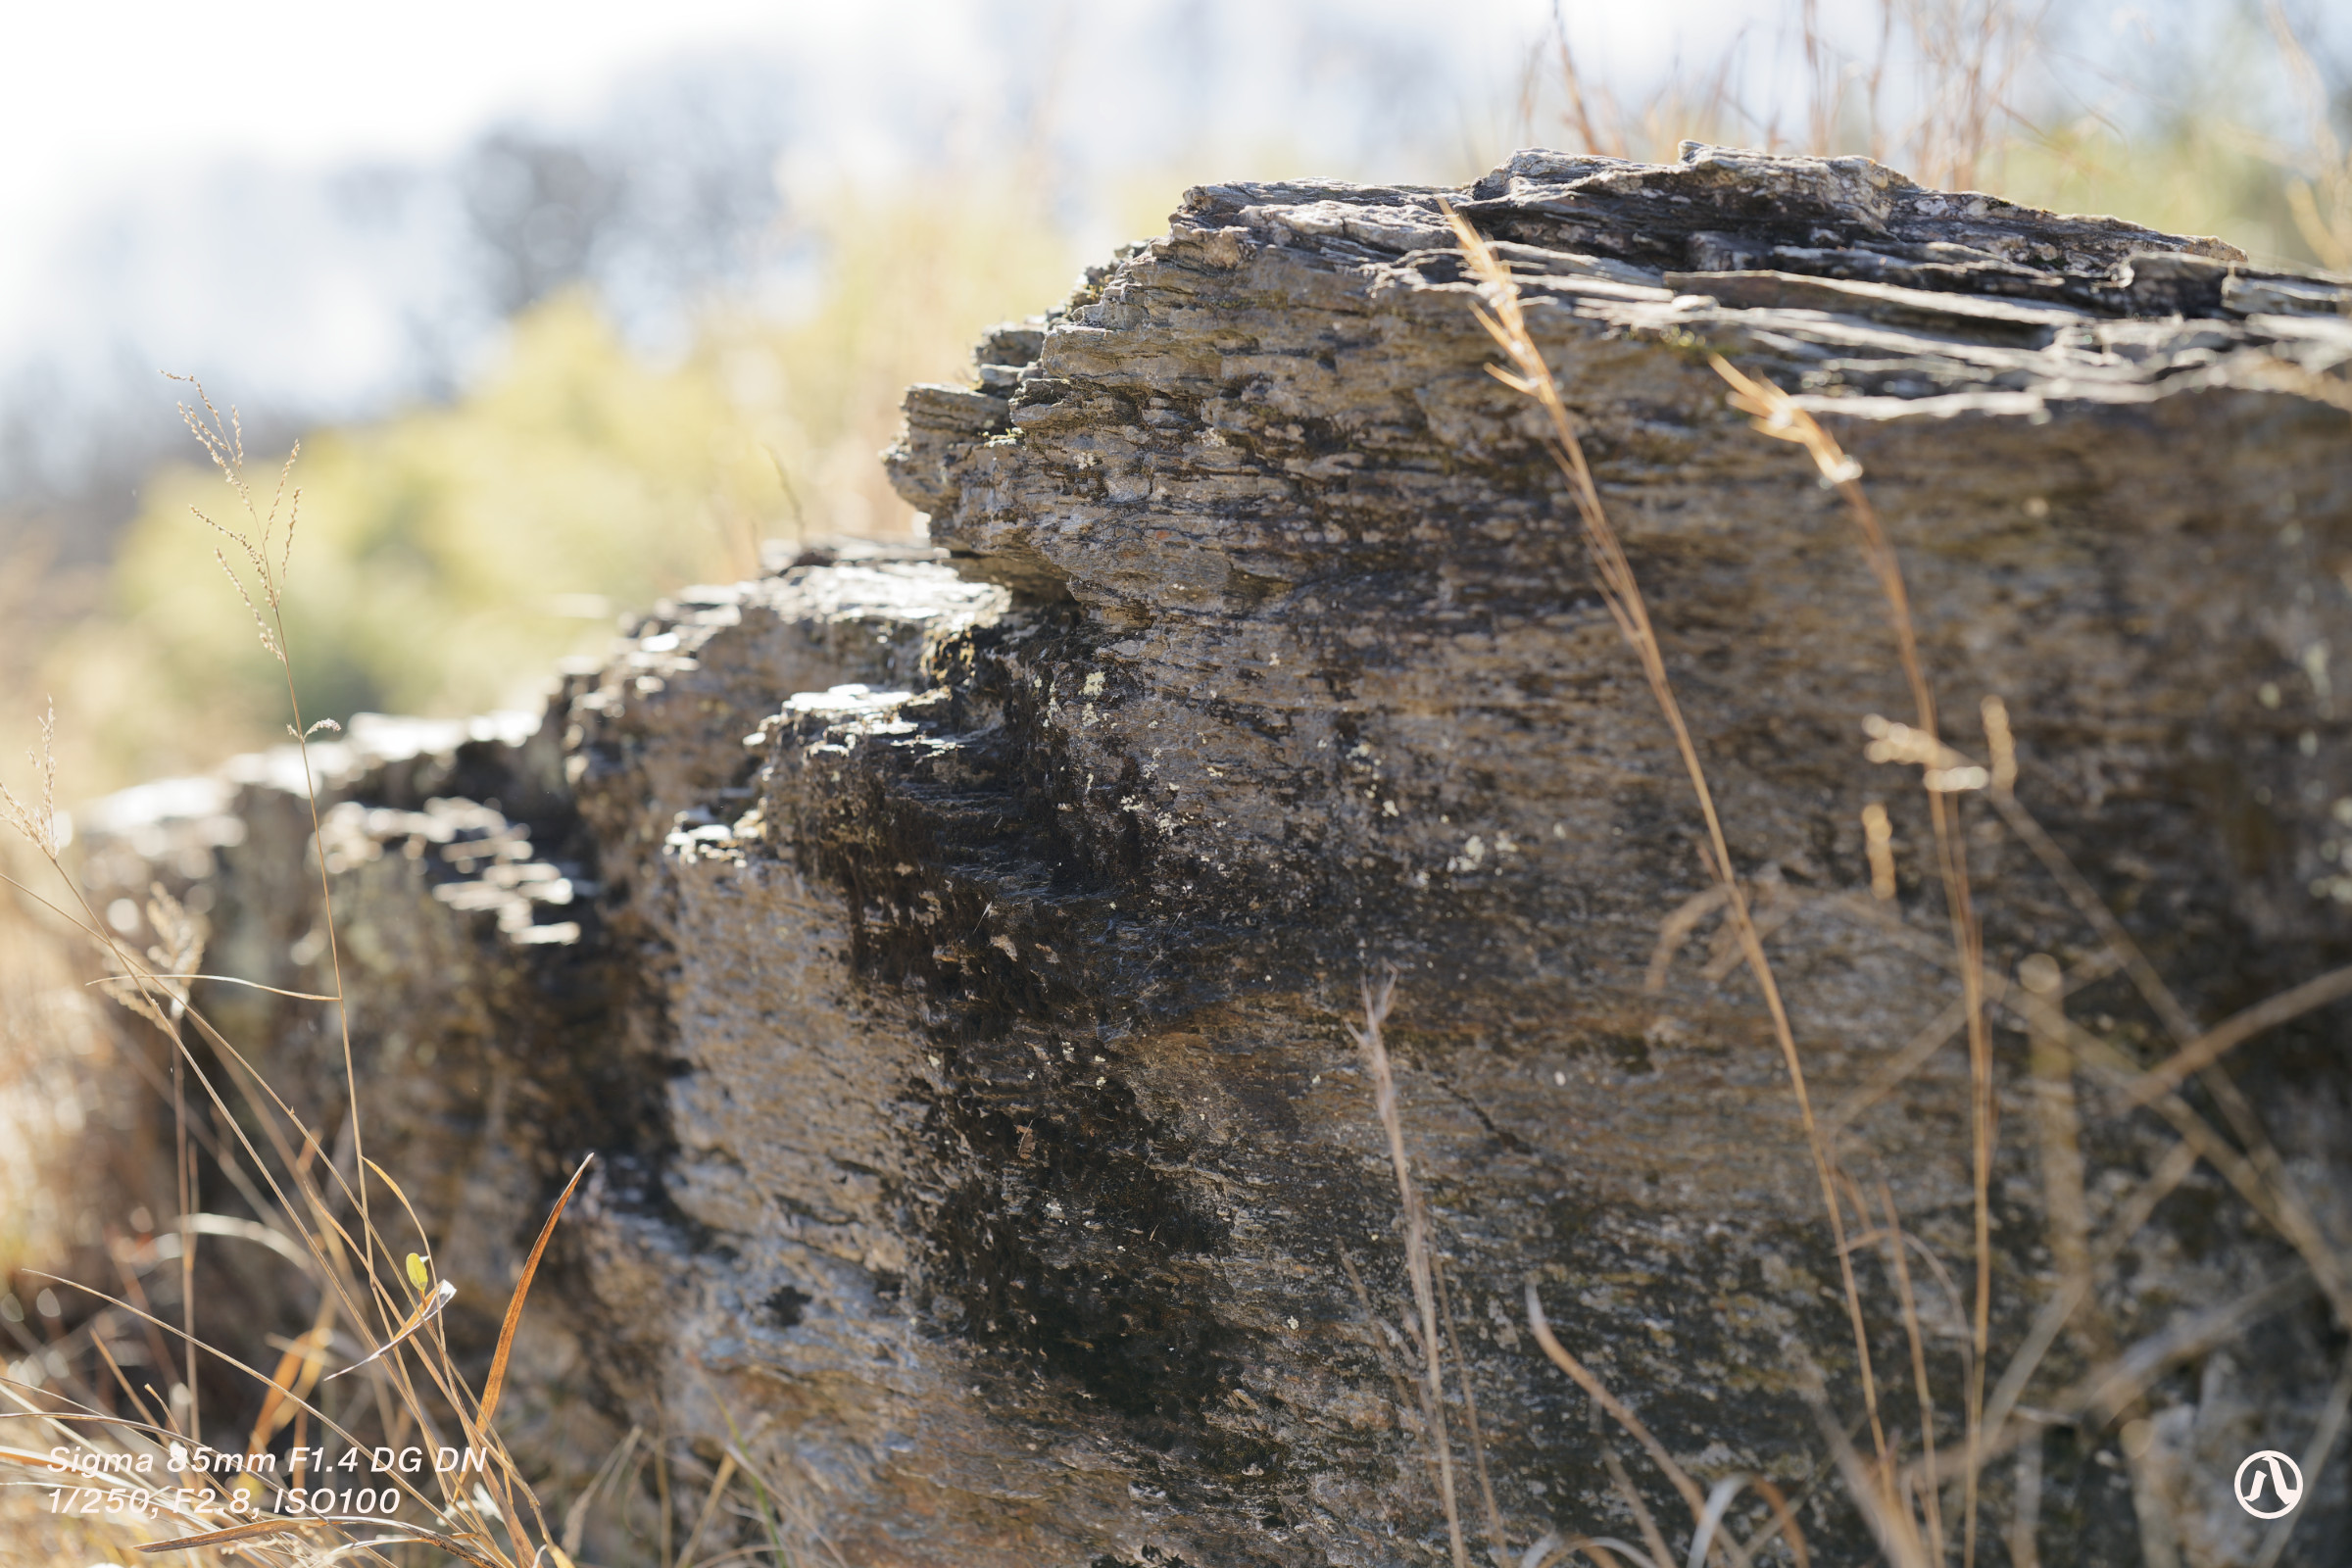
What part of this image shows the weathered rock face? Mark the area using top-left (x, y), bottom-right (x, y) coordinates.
top-left (74, 146), bottom-right (2352, 1567)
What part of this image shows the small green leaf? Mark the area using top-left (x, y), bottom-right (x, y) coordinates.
top-left (407, 1252), bottom-right (430, 1292)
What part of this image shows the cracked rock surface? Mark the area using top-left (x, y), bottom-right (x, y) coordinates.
top-left (75, 147), bottom-right (2352, 1567)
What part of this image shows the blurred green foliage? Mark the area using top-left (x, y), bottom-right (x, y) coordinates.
top-left (33, 180), bottom-right (1104, 792)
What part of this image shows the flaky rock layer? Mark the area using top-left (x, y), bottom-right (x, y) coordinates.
top-left (74, 148), bottom-right (2352, 1567)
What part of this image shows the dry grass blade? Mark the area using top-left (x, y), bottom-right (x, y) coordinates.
top-left (310, 1525), bottom-right (510, 1568)
top-left (1875, 1184), bottom-right (1942, 1568)
top-left (1525, 1281), bottom-right (1706, 1523)
top-left (1604, 1446), bottom-right (1678, 1568)
top-left (1710, 352), bottom-right (1992, 1563)
top-left (321, 1279), bottom-right (455, 1382)
top-left (675, 1451), bottom-right (741, 1568)
top-left (92, 971), bottom-right (343, 1002)
top-left (1976, 1136), bottom-right (2284, 1461)
top-left (1686, 1478), bottom-right (1749, 1568)
top-left (1348, 973), bottom-right (1468, 1568)
top-left (1434, 1255), bottom-right (1505, 1561)
top-left (1822, 991), bottom-right (1974, 1141)
top-left (1446, 201), bottom-right (1892, 1517)
top-left (1645, 887), bottom-right (1731, 994)
top-left (564, 1424), bottom-right (644, 1559)
top-left (1791, 1356), bottom-right (1929, 1568)
top-left (2057, 1268), bottom-right (2315, 1428)
top-left (249, 1304), bottom-right (335, 1449)
top-left (2048, 1011), bottom-right (2352, 1324)
top-left (1523, 1533), bottom-right (1642, 1568)
top-left (1690, 1475), bottom-right (1813, 1568)
top-left (475, 1152), bottom-right (596, 1432)
top-left (129, 1518), bottom-right (303, 1554)
top-left (1723, 1477), bottom-right (1808, 1568)
top-left (2128, 962), bottom-right (2352, 1104)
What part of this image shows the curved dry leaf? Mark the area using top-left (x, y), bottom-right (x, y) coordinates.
top-left (322, 1278), bottom-right (454, 1382)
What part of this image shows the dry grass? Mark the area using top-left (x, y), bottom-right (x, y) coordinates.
top-left (0, 393), bottom-right (663, 1568)
top-left (1528, 0), bottom-right (2352, 279)
top-left (1351, 970), bottom-right (1475, 1568)
top-left (2265, 1), bottom-right (2352, 274)
top-left (1325, 202), bottom-right (2352, 1568)
top-left (1533, 0), bottom-right (2044, 193)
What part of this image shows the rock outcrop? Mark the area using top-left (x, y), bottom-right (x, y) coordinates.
top-left (70, 147), bottom-right (2352, 1567)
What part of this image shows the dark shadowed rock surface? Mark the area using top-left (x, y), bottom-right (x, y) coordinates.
top-left (70, 147), bottom-right (2352, 1567)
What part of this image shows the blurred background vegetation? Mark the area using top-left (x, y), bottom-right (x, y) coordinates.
top-left (0, 0), bottom-right (2347, 804)
top-left (25, 184), bottom-right (1103, 786)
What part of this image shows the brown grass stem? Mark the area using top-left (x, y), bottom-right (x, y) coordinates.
top-left (1435, 1255), bottom-right (1506, 1561)
top-left (172, 381), bottom-right (381, 1359)
top-left (1349, 971), bottom-right (1469, 1568)
top-left (1874, 1183), bottom-right (1942, 1568)
top-left (1602, 1446), bottom-right (1677, 1568)
top-left (1791, 1354), bottom-right (1929, 1568)
top-left (2128, 961), bottom-right (2352, 1103)
top-left (1719, 1477), bottom-right (1809, 1568)
top-left (674, 1451), bottom-right (740, 1568)
top-left (1710, 353), bottom-right (1993, 1566)
top-left (1446, 202), bottom-right (1891, 1508)
top-left (1524, 1282), bottom-right (1706, 1526)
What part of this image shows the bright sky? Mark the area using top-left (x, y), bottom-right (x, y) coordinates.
top-left (6, 1), bottom-right (808, 231)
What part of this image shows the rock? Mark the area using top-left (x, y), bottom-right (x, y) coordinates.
top-left (68, 147), bottom-right (2352, 1567)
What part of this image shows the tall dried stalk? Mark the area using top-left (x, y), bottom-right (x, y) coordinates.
top-left (1434, 1257), bottom-right (1507, 1561)
top-left (1442, 205), bottom-right (1894, 1529)
top-left (1538, 1), bottom-right (2041, 187)
top-left (1873, 1181), bottom-right (1943, 1568)
top-left (1708, 357), bottom-right (1995, 1565)
top-left (167, 377), bottom-right (375, 1304)
top-left (1695, 363), bottom-right (2352, 1568)
top-left (1349, 971), bottom-right (1469, 1568)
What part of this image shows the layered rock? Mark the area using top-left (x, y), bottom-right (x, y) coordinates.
top-left (68, 147), bottom-right (2352, 1567)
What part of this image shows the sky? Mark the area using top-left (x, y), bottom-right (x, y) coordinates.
top-left (4, 2), bottom-right (801, 229)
